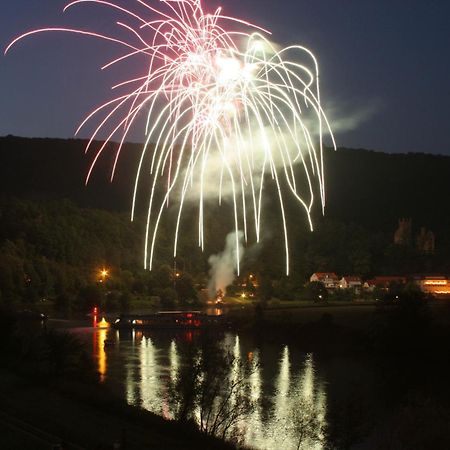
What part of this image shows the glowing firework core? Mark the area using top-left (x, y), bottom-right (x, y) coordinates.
top-left (6, 0), bottom-right (336, 275)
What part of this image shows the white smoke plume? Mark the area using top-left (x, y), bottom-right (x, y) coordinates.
top-left (323, 101), bottom-right (381, 133)
top-left (208, 231), bottom-right (244, 298)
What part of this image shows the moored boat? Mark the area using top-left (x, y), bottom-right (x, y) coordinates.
top-left (112, 311), bottom-right (226, 330)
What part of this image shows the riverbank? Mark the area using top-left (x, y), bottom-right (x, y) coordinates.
top-left (225, 298), bottom-right (450, 356)
top-left (0, 369), bottom-right (237, 450)
top-left (48, 299), bottom-right (450, 356)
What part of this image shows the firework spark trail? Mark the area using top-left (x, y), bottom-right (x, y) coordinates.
top-left (5, 0), bottom-right (336, 275)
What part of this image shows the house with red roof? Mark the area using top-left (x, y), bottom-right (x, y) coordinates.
top-left (339, 276), bottom-right (362, 290)
top-left (363, 276), bottom-right (407, 291)
top-left (310, 272), bottom-right (339, 289)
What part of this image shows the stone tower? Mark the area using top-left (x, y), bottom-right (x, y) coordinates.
top-left (416, 227), bottom-right (435, 254)
top-left (394, 218), bottom-right (412, 246)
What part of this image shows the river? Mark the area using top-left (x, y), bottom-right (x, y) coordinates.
top-left (50, 302), bottom-right (450, 449)
top-left (70, 324), bottom-right (340, 449)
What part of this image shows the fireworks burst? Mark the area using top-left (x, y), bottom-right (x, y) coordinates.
top-left (6, 0), bottom-right (336, 275)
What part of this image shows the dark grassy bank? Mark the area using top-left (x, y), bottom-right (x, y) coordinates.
top-left (229, 296), bottom-right (450, 356)
top-left (0, 370), bottom-right (237, 450)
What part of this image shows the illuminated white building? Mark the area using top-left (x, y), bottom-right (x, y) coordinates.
top-left (339, 276), bottom-right (362, 290)
top-left (415, 275), bottom-right (450, 297)
top-left (310, 273), bottom-right (339, 289)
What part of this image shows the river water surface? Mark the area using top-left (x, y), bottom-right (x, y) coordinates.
top-left (70, 324), bottom-right (338, 450)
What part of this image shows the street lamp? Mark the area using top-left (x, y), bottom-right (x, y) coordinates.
top-left (99, 268), bottom-right (109, 283)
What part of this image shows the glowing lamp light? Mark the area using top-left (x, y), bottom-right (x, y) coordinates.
top-left (97, 317), bottom-right (110, 328)
top-left (99, 267), bottom-right (109, 283)
top-left (424, 280), bottom-right (447, 286)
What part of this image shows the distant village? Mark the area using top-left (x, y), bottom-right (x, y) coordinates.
top-left (310, 219), bottom-right (449, 298)
top-left (230, 219), bottom-right (450, 301)
top-left (309, 272), bottom-right (450, 298)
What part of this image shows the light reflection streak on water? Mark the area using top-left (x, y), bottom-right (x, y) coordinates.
top-left (193, 349), bottom-right (203, 427)
top-left (205, 307), bottom-right (224, 316)
top-left (275, 345), bottom-right (291, 417)
top-left (245, 349), bottom-right (262, 444)
top-left (301, 353), bottom-right (315, 400)
top-left (164, 339), bottom-right (179, 420)
top-left (126, 363), bottom-right (136, 406)
top-left (268, 345), bottom-right (291, 448)
top-left (139, 337), bottom-right (162, 414)
top-left (115, 332), bottom-right (326, 450)
top-left (93, 327), bottom-right (107, 382)
top-left (170, 340), bottom-right (179, 384)
top-left (228, 334), bottom-right (247, 437)
top-left (293, 354), bottom-right (326, 450)
top-left (249, 350), bottom-right (261, 402)
top-left (230, 335), bottom-right (241, 408)
top-left (126, 330), bottom-right (138, 405)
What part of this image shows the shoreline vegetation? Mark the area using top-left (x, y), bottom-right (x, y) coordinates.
top-left (1, 140), bottom-right (450, 323)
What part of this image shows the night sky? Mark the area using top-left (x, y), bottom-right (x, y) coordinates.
top-left (1, 0), bottom-right (449, 155)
